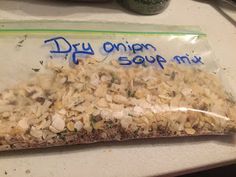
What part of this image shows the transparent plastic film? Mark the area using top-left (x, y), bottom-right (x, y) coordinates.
top-left (0, 21), bottom-right (235, 151)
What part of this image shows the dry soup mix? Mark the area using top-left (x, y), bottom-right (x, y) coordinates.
top-left (0, 22), bottom-right (235, 151)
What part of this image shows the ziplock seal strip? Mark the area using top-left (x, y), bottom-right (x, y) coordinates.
top-left (0, 28), bottom-right (207, 36)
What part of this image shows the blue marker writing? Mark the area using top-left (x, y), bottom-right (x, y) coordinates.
top-left (132, 55), bottom-right (145, 64)
top-left (118, 54), bottom-right (166, 69)
top-left (103, 41), bottom-right (156, 54)
top-left (172, 54), bottom-right (203, 65)
top-left (44, 37), bottom-right (72, 54)
top-left (118, 56), bottom-right (132, 65)
top-left (44, 37), bottom-right (95, 65)
top-left (156, 55), bottom-right (167, 69)
top-left (191, 56), bottom-right (203, 64)
top-left (72, 43), bottom-right (94, 64)
top-left (173, 55), bottom-right (191, 64)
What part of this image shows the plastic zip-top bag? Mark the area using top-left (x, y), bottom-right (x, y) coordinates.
top-left (0, 21), bottom-right (235, 151)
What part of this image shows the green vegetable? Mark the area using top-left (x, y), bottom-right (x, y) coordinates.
top-left (118, 0), bottom-right (170, 15)
top-left (127, 89), bottom-right (135, 97)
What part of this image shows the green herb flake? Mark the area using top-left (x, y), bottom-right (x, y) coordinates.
top-left (127, 90), bottom-right (135, 97)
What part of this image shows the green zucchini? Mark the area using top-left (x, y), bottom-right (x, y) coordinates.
top-left (118, 0), bottom-right (170, 15)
